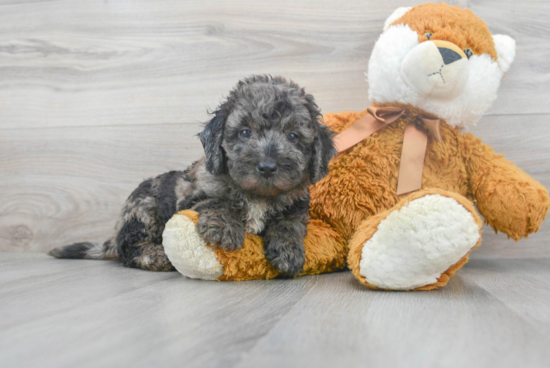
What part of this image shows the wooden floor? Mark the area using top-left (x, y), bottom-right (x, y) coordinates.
top-left (2, 252), bottom-right (550, 368)
top-left (1, 0), bottom-right (549, 256)
top-left (1, 0), bottom-right (550, 367)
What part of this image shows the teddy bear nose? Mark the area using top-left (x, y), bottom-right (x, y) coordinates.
top-left (438, 47), bottom-right (463, 65)
top-left (256, 161), bottom-right (278, 177)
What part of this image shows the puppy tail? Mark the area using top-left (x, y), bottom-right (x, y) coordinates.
top-left (48, 239), bottom-right (118, 261)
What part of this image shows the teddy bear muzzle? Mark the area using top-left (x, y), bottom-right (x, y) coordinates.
top-left (400, 39), bottom-right (469, 101)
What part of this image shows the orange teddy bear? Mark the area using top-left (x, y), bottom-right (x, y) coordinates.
top-left (163, 3), bottom-right (549, 290)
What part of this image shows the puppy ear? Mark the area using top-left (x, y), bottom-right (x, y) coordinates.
top-left (304, 94), bottom-right (336, 184)
top-left (199, 100), bottom-right (232, 175)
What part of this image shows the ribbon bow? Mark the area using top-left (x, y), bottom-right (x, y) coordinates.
top-left (333, 105), bottom-right (442, 195)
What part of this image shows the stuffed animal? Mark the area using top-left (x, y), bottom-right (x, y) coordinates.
top-left (163, 3), bottom-right (549, 290)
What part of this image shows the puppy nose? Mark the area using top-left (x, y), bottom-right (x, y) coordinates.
top-left (438, 47), bottom-right (462, 65)
top-left (256, 161), bottom-right (278, 177)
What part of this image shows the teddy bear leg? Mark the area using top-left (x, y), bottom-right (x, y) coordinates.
top-left (347, 189), bottom-right (483, 291)
top-left (162, 210), bottom-right (347, 281)
top-left (162, 210), bottom-right (225, 280)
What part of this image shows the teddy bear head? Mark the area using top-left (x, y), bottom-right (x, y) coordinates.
top-left (367, 3), bottom-right (516, 128)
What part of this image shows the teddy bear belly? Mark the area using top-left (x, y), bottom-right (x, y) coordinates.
top-left (309, 143), bottom-right (471, 241)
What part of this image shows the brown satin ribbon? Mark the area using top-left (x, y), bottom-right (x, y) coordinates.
top-left (333, 106), bottom-right (442, 195)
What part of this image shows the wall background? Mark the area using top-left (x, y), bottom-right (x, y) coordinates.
top-left (1, 0), bottom-right (549, 258)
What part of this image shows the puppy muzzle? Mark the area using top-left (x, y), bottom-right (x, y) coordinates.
top-left (256, 160), bottom-right (278, 178)
top-left (401, 40), bottom-right (469, 101)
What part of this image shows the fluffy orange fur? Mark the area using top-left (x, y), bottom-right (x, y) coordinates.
top-left (392, 3), bottom-right (497, 60)
top-left (179, 107), bottom-right (548, 287)
top-left (171, 3), bottom-right (549, 290)
top-left (179, 210), bottom-right (346, 281)
top-left (311, 108), bottom-right (549, 243)
top-left (346, 188), bottom-right (483, 291)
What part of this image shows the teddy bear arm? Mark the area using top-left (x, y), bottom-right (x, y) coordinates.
top-left (465, 136), bottom-right (550, 240)
top-left (214, 217), bottom-right (347, 279)
top-left (163, 210), bottom-right (348, 281)
top-left (300, 219), bottom-right (348, 276)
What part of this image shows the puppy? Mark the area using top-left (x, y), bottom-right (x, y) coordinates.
top-left (49, 75), bottom-right (336, 276)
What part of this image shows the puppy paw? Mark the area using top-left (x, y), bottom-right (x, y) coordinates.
top-left (264, 239), bottom-right (305, 276)
top-left (196, 209), bottom-right (245, 251)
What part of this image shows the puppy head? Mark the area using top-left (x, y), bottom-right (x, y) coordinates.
top-left (199, 75), bottom-right (335, 197)
top-left (368, 3), bottom-right (515, 128)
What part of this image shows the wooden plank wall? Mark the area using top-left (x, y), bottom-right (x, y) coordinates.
top-left (1, 0), bottom-right (549, 257)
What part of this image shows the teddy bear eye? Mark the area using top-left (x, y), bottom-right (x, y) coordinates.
top-left (424, 33), bottom-right (433, 40)
top-left (464, 48), bottom-right (473, 59)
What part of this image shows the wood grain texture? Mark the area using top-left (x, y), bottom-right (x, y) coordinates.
top-left (2, 2), bottom-right (550, 368)
top-left (1, 114), bottom-right (548, 255)
top-left (0, 0), bottom-right (549, 130)
top-left (0, 0), bottom-right (549, 257)
top-left (1, 253), bottom-right (550, 368)
top-left (0, 123), bottom-right (203, 252)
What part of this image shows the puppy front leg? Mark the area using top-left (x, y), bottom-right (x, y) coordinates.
top-left (194, 199), bottom-right (245, 251)
top-left (262, 218), bottom-right (307, 277)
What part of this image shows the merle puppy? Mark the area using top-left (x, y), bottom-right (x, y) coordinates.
top-left (49, 75), bottom-right (335, 276)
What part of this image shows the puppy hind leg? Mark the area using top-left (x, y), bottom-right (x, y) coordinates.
top-left (133, 242), bottom-right (176, 272)
top-left (116, 217), bottom-right (174, 272)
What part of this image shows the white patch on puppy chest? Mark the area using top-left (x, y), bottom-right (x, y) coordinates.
top-left (162, 214), bottom-right (224, 280)
top-left (359, 194), bottom-right (480, 290)
top-left (245, 200), bottom-right (269, 234)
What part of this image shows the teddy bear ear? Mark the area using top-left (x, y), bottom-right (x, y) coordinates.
top-left (383, 7), bottom-right (412, 31)
top-left (493, 34), bottom-right (516, 73)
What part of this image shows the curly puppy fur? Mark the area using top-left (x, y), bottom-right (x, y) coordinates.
top-left (49, 75), bottom-right (336, 276)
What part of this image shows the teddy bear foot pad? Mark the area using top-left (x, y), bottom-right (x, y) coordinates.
top-left (163, 213), bottom-right (224, 280)
top-left (357, 193), bottom-right (481, 290)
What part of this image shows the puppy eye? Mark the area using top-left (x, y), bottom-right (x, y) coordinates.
top-left (464, 48), bottom-right (473, 59)
top-left (424, 33), bottom-right (433, 40)
top-left (288, 132), bottom-right (299, 143)
top-left (240, 129), bottom-right (252, 139)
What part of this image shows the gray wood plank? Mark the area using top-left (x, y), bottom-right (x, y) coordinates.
top-left (2, 1), bottom-right (550, 367)
top-left (1, 114), bottom-right (548, 255)
top-left (1, 253), bottom-right (550, 368)
top-left (0, 253), bottom-right (318, 368)
top-left (235, 260), bottom-right (550, 368)
top-left (0, 123), bottom-right (202, 252)
top-left (0, 0), bottom-right (548, 130)
top-left (461, 258), bottom-right (550, 339)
